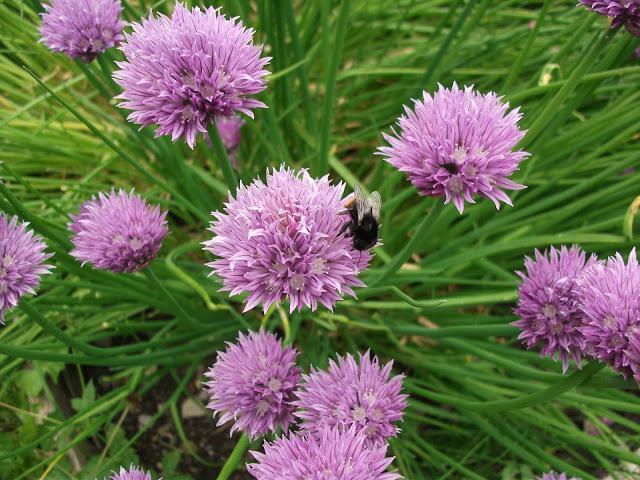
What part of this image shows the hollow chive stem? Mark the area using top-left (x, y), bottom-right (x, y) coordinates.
top-left (208, 122), bottom-right (238, 195)
top-left (216, 433), bottom-right (250, 480)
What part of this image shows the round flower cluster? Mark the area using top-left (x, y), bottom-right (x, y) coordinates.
top-left (294, 351), bottom-right (407, 447)
top-left (215, 116), bottom-right (244, 167)
top-left (0, 214), bottom-right (53, 324)
top-left (513, 246), bottom-right (598, 372)
top-left (106, 465), bottom-right (158, 480)
top-left (113, 3), bottom-right (270, 148)
top-left (69, 190), bottom-right (168, 273)
top-left (538, 472), bottom-right (581, 480)
top-left (203, 167), bottom-right (372, 313)
top-left (204, 329), bottom-right (301, 438)
top-left (204, 330), bottom-right (406, 478)
top-left (40, 0), bottom-right (125, 62)
top-left (580, 1), bottom-right (640, 36)
top-left (579, 248), bottom-right (640, 381)
top-left (378, 83), bottom-right (528, 213)
top-left (514, 246), bottom-right (640, 381)
top-left (247, 426), bottom-right (402, 480)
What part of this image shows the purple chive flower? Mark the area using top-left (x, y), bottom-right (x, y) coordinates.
top-left (579, 248), bottom-right (640, 381)
top-left (203, 329), bottom-right (301, 438)
top-left (378, 83), bottom-right (528, 213)
top-left (113, 3), bottom-right (270, 148)
top-left (580, 1), bottom-right (640, 36)
top-left (293, 351), bottom-right (407, 447)
top-left (203, 167), bottom-right (372, 313)
top-left (108, 465), bottom-right (159, 480)
top-left (40, 0), bottom-right (125, 62)
top-left (513, 246), bottom-right (598, 373)
top-left (0, 215), bottom-right (53, 324)
top-left (537, 472), bottom-right (581, 480)
top-left (215, 115), bottom-right (243, 167)
top-left (247, 425), bottom-right (402, 480)
top-left (69, 190), bottom-right (168, 273)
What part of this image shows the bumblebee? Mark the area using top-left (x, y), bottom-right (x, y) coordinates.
top-left (340, 185), bottom-right (381, 251)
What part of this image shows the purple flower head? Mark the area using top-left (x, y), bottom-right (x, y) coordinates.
top-left (203, 167), bottom-right (372, 313)
top-left (513, 246), bottom-right (598, 373)
top-left (579, 248), bottom-right (640, 381)
top-left (247, 425), bottom-right (402, 480)
top-left (580, 1), bottom-right (640, 36)
top-left (113, 3), bottom-right (270, 148)
top-left (40, 0), bottom-right (125, 62)
top-left (69, 190), bottom-right (168, 273)
top-left (215, 115), bottom-right (244, 167)
top-left (203, 329), bottom-right (301, 438)
top-left (293, 351), bottom-right (407, 447)
top-left (378, 83), bottom-right (528, 213)
top-left (537, 472), bottom-right (581, 480)
top-left (109, 465), bottom-right (159, 480)
top-left (0, 215), bottom-right (53, 324)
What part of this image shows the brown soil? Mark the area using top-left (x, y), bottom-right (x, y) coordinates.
top-left (120, 367), bottom-right (253, 480)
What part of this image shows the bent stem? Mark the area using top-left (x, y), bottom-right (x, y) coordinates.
top-left (409, 361), bottom-right (605, 413)
top-left (216, 433), bottom-right (251, 480)
top-left (208, 122), bottom-right (238, 195)
top-left (471, 361), bottom-right (606, 412)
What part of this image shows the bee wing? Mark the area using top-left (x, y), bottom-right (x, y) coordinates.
top-left (354, 184), bottom-right (368, 223)
top-left (368, 191), bottom-right (382, 221)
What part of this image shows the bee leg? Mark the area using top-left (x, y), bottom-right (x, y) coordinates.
top-left (339, 221), bottom-right (353, 236)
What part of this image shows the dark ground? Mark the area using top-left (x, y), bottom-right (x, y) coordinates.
top-left (119, 366), bottom-right (253, 480)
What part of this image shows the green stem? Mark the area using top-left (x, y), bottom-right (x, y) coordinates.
top-left (501, 0), bottom-right (552, 92)
top-left (520, 28), bottom-right (616, 152)
top-left (21, 301), bottom-right (107, 356)
top-left (369, 203), bottom-right (441, 287)
top-left (391, 323), bottom-right (517, 338)
top-left (284, 0), bottom-right (317, 134)
top-left (472, 362), bottom-right (605, 412)
top-left (23, 66), bottom-right (208, 223)
top-left (416, 0), bottom-right (477, 93)
top-left (76, 60), bottom-right (112, 100)
top-left (165, 243), bottom-right (226, 311)
top-left (410, 362), bottom-right (605, 413)
top-left (96, 54), bottom-right (114, 87)
top-left (208, 122), bottom-right (238, 194)
top-left (0, 180), bottom-right (71, 249)
top-left (144, 267), bottom-right (206, 328)
top-left (216, 433), bottom-right (250, 480)
top-left (316, 0), bottom-right (351, 176)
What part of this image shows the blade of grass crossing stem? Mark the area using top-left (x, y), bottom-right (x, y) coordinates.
top-left (502, 0), bottom-right (552, 91)
top-left (519, 29), bottom-right (616, 154)
top-left (271, 1), bottom-right (294, 147)
top-left (415, 0), bottom-right (478, 95)
top-left (316, 0), bottom-right (352, 176)
top-left (284, 0), bottom-right (316, 135)
top-left (23, 66), bottom-right (208, 223)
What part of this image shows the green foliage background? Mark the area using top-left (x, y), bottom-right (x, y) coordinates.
top-left (1, 0), bottom-right (640, 478)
